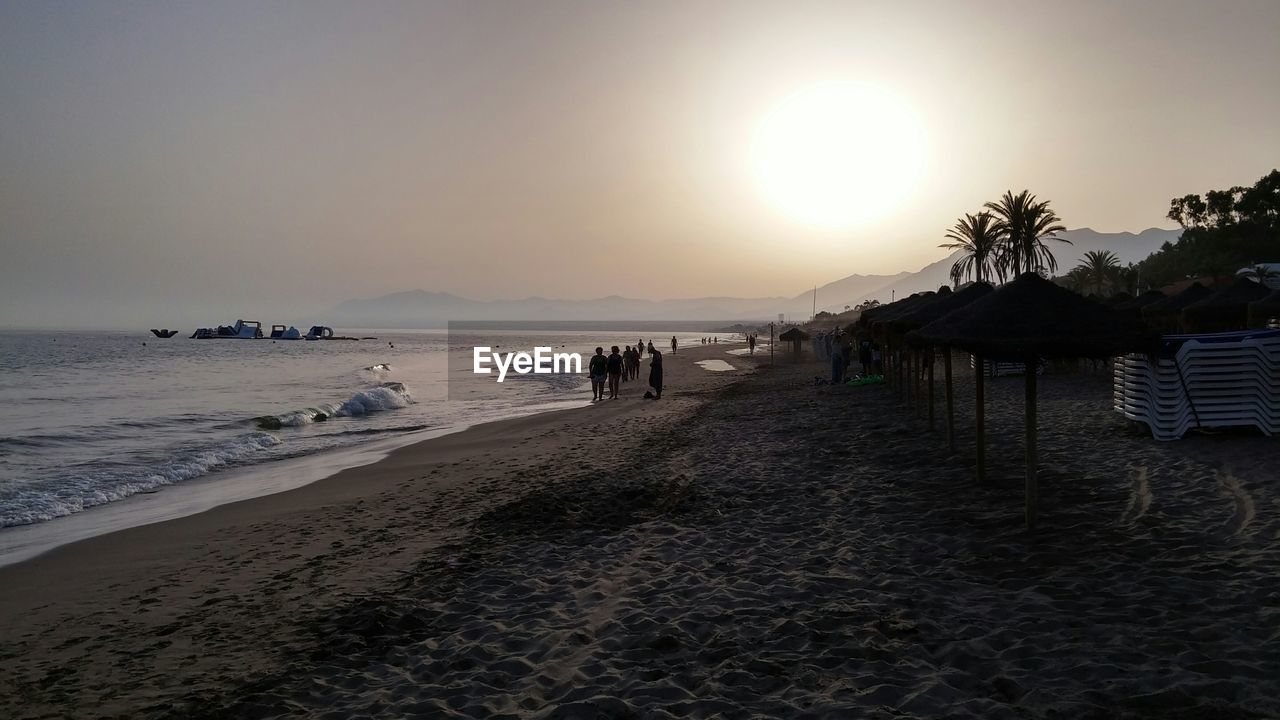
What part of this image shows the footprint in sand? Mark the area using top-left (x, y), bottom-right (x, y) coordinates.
top-left (1119, 466), bottom-right (1152, 526)
top-left (1215, 466), bottom-right (1255, 537)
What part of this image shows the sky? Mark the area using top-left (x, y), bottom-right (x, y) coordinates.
top-left (2, 0), bottom-right (1278, 328)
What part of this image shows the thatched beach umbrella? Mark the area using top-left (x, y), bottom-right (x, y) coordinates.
top-left (778, 327), bottom-right (810, 356)
top-left (857, 297), bottom-right (910, 387)
top-left (1141, 282), bottom-right (1212, 334)
top-left (1116, 289), bottom-right (1165, 312)
top-left (1105, 292), bottom-right (1133, 308)
top-left (1248, 290), bottom-right (1280, 328)
top-left (908, 273), bottom-right (1158, 529)
top-left (862, 291), bottom-right (936, 392)
top-left (1181, 277), bottom-right (1271, 333)
top-left (899, 282), bottom-right (994, 449)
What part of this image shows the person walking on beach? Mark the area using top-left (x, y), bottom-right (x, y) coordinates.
top-left (588, 347), bottom-right (608, 401)
top-left (646, 340), bottom-right (655, 355)
top-left (671, 336), bottom-right (678, 354)
top-left (831, 336), bottom-right (845, 384)
top-left (648, 347), bottom-right (663, 399)
top-left (638, 338), bottom-right (645, 356)
top-left (606, 346), bottom-right (624, 399)
top-left (748, 334), bottom-right (756, 355)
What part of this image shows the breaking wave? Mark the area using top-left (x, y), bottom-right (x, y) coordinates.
top-left (0, 432), bottom-right (283, 528)
top-left (254, 382), bottom-right (412, 430)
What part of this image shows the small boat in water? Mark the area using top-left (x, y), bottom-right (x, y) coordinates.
top-left (149, 329), bottom-right (179, 338)
top-left (191, 319), bottom-right (263, 339)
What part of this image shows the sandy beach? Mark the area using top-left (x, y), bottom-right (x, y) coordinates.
top-left (2, 343), bottom-right (1278, 719)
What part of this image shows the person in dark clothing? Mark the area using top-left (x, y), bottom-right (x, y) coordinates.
top-left (606, 346), bottom-right (624, 399)
top-left (859, 340), bottom-right (873, 376)
top-left (588, 347), bottom-right (607, 401)
top-left (648, 348), bottom-right (663, 399)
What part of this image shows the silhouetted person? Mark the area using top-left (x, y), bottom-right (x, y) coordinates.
top-left (646, 340), bottom-right (655, 355)
top-left (648, 348), bottom-right (663, 398)
top-left (588, 347), bottom-right (607, 401)
top-left (671, 335), bottom-right (677, 354)
top-left (607, 346), bottom-right (623, 399)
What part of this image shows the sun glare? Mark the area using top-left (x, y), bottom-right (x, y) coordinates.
top-left (750, 82), bottom-right (927, 230)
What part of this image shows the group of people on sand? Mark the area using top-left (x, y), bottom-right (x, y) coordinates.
top-left (589, 341), bottom-right (663, 401)
top-left (699, 336), bottom-right (719, 345)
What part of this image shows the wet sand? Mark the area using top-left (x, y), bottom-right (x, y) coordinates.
top-left (3, 346), bottom-right (1278, 719)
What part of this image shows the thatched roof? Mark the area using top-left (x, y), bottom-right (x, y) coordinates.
top-left (893, 282), bottom-right (994, 337)
top-left (907, 273), bottom-right (1159, 360)
top-left (1181, 277), bottom-right (1270, 332)
top-left (1247, 289), bottom-right (1280, 327)
top-left (1141, 281), bottom-right (1211, 318)
top-left (778, 327), bottom-right (810, 341)
top-left (1105, 292), bottom-right (1133, 307)
top-left (865, 291), bottom-right (937, 332)
top-left (1115, 290), bottom-right (1165, 311)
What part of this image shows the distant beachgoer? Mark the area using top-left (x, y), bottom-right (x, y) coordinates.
top-left (713, 336), bottom-right (718, 344)
top-left (646, 340), bottom-right (655, 355)
top-left (588, 347), bottom-right (608, 401)
top-left (623, 346), bottom-right (633, 381)
top-left (648, 348), bottom-right (663, 399)
top-left (607, 346), bottom-right (623, 399)
top-left (638, 338), bottom-right (646, 356)
top-left (671, 336), bottom-right (677, 354)
top-left (748, 334), bottom-right (756, 355)
top-left (831, 337), bottom-right (845, 384)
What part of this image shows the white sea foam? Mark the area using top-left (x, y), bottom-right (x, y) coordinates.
top-left (335, 383), bottom-right (412, 417)
top-left (0, 432), bottom-right (283, 528)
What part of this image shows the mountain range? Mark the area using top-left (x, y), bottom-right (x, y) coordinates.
top-left (327, 227), bottom-right (1182, 327)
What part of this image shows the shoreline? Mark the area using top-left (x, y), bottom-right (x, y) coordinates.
top-left (0, 342), bottom-right (756, 717)
top-left (0, 396), bottom-right (592, 568)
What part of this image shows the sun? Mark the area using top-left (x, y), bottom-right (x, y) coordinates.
top-left (750, 82), bottom-right (927, 230)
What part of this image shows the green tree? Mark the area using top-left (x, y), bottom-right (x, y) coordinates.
top-left (984, 190), bottom-right (1070, 276)
top-left (940, 211), bottom-right (1004, 286)
top-left (1144, 169), bottom-right (1280, 288)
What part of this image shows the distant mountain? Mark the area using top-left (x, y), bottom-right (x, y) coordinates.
top-left (328, 291), bottom-right (802, 327)
top-left (824, 227), bottom-right (1183, 310)
top-left (326, 228), bottom-right (1183, 327)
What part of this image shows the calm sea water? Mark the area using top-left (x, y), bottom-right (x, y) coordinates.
top-left (0, 329), bottom-right (717, 539)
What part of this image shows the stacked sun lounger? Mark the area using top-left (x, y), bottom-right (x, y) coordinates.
top-left (1113, 329), bottom-right (1280, 440)
top-left (969, 355), bottom-right (1044, 377)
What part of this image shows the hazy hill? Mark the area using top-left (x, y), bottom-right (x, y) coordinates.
top-left (825, 227), bottom-right (1183, 310)
top-left (327, 228), bottom-right (1182, 327)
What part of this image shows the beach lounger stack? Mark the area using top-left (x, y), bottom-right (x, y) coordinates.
top-left (1113, 329), bottom-right (1280, 440)
top-left (969, 355), bottom-right (1044, 377)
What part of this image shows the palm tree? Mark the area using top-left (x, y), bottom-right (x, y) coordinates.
top-left (984, 190), bottom-right (1070, 276)
top-left (941, 211), bottom-right (1004, 286)
top-left (1078, 250), bottom-right (1121, 294)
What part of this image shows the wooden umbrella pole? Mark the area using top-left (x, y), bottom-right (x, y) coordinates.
top-left (927, 347), bottom-right (935, 430)
top-left (975, 352), bottom-right (986, 483)
top-left (916, 345), bottom-right (926, 415)
top-left (885, 336), bottom-right (894, 390)
top-left (905, 348), bottom-right (913, 407)
top-left (1025, 357), bottom-right (1038, 530)
top-left (944, 349), bottom-right (955, 451)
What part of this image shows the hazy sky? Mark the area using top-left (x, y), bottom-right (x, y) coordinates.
top-left (2, 0), bottom-right (1278, 327)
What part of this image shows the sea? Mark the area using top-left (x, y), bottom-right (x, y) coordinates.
top-left (0, 328), bottom-right (730, 565)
